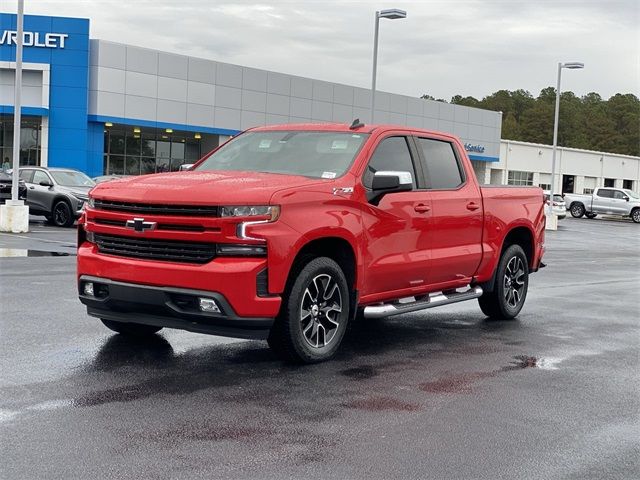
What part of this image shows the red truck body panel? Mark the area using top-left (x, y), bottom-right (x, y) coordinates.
top-left (78, 123), bottom-right (545, 334)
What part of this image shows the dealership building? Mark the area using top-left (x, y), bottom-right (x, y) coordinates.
top-left (1, 12), bottom-right (638, 194)
top-left (1, 12), bottom-right (501, 179)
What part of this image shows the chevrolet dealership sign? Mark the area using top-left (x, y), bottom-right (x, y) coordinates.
top-left (0, 30), bottom-right (68, 48)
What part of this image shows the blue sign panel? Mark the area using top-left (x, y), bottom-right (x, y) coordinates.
top-left (0, 13), bottom-right (98, 175)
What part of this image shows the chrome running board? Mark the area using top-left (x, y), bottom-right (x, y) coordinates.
top-left (363, 286), bottom-right (483, 319)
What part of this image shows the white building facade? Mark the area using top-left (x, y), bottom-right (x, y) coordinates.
top-left (474, 140), bottom-right (640, 194)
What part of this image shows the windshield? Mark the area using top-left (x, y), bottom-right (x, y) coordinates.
top-left (623, 189), bottom-right (639, 199)
top-left (50, 171), bottom-right (95, 187)
top-left (195, 131), bottom-right (369, 179)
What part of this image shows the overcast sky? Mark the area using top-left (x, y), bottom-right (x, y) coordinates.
top-left (5, 0), bottom-right (639, 100)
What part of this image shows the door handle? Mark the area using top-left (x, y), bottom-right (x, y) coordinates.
top-left (414, 204), bottom-right (431, 213)
top-left (466, 202), bottom-right (480, 211)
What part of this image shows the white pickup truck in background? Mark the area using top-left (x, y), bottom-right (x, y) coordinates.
top-left (564, 187), bottom-right (640, 223)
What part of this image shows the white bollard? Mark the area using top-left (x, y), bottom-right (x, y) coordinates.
top-left (544, 205), bottom-right (558, 231)
top-left (0, 200), bottom-right (30, 233)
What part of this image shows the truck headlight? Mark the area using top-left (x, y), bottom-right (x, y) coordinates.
top-left (87, 197), bottom-right (95, 208)
top-left (220, 205), bottom-right (279, 220)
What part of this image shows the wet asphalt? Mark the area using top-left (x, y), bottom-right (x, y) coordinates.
top-left (0, 215), bottom-right (639, 480)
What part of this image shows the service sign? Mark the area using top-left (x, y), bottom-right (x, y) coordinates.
top-left (0, 30), bottom-right (68, 48)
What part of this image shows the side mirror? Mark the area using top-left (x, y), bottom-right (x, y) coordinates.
top-left (624, 196), bottom-right (629, 201)
top-left (39, 180), bottom-right (53, 187)
top-left (179, 163), bottom-right (194, 171)
top-left (371, 171), bottom-right (413, 192)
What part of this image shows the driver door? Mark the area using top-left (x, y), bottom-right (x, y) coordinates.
top-left (26, 170), bottom-right (54, 213)
top-left (360, 135), bottom-right (433, 298)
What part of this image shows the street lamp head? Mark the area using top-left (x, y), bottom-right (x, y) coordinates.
top-left (562, 62), bottom-right (585, 69)
top-left (378, 8), bottom-right (407, 19)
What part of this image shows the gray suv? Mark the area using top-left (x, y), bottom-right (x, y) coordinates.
top-left (19, 167), bottom-right (95, 227)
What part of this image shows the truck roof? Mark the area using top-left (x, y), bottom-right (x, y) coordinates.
top-left (250, 122), bottom-right (456, 139)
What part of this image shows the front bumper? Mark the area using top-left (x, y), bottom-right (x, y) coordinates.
top-left (79, 275), bottom-right (275, 340)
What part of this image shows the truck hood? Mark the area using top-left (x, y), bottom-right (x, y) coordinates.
top-left (90, 171), bottom-right (326, 205)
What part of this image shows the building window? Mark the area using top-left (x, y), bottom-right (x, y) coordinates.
top-left (583, 188), bottom-right (594, 194)
top-left (0, 115), bottom-right (42, 167)
top-left (507, 170), bottom-right (533, 186)
top-left (538, 183), bottom-right (551, 191)
top-left (103, 125), bottom-right (213, 175)
top-left (623, 179), bottom-right (633, 190)
top-left (604, 178), bottom-right (615, 187)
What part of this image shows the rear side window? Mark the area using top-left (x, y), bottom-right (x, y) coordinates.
top-left (363, 136), bottom-right (416, 189)
top-left (19, 169), bottom-right (34, 182)
top-left (597, 189), bottom-right (613, 198)
top-left (417, 138), bottom-right (463, 189)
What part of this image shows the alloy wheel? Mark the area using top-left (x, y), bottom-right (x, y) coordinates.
top-left (300, 273), bottom-right (342, 348)
top-left (54, 203), bottom-right (69, 226)
top-left (503, 256), bottom-right (526, 308)
top-left (633, 210), bottom-right (640, 223)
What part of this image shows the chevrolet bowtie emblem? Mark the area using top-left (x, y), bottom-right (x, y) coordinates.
top-left (125, 217), bottom-right (157, 233)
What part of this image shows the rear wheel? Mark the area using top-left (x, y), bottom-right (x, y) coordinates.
top-left (268, 257), bottom-right (350, 363)
top-left (478, 244), bottom-right (529, 320)
top-left (570, 203), bottom-right (585, 218)
top-left (101, 319), bottom-right (162, 336)
top-left (632, 209), bottom-right (640, 224)
top-left (585, 212), bottom-right (597, 219)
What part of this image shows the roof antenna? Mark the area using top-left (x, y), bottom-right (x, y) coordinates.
top-left (349, 118), bottom-right (365, 130)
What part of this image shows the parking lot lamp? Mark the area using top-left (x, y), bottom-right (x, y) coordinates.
top-left (549, 62), bottom-right (584, 215)
top-left (370, 8), bottom-right (407, 123)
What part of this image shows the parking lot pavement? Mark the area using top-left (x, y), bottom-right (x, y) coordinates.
top-left (1, 217), bottom-right (638, 480)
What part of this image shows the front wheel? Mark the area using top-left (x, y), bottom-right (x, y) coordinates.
top-left (268, 257), bottom-right (350, 363)
top-left (631, 209), bottom-right (640, 224)
top-left (101, 319), bottom-right (162, 336)
top-left (570, 203), bottom-right (585, 218)
top-left (51, 200), bottom-right (74, 227)
top-left (478, 244), bottom-right (529, 320)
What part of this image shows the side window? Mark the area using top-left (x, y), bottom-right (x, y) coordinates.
top-left (363, 136), bottom-right (416, 189)
top-left (19, 169), bottom-right (34, 183)
top-left (613, 190), bottom-right (626, 200)
top-left (32, 170), bottom-right (50, 185)
top-left (417, 138), bottom-right (464, 189)
top-left (597, 189), bottom-right (612, 198)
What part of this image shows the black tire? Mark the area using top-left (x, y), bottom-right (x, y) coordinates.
top-left (51, 200), bottom-right (74, 227)
top-left (101, 318), bottom-right (162, 336)
top-left (570, 203), bottom-right (585, 218)
top-left (585, 212), bottom-right (597, 219)
top-left (478, 244), bottom-right (529, 320)
top-left (631, 208), bottom-right (640, 224)
top-left (268, 257), bottom-right (350, 363)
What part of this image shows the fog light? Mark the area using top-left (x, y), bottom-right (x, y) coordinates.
top-left (198, 297), bottom-right (221, 313)
top-left (83, 282), bottom-right (94, 296)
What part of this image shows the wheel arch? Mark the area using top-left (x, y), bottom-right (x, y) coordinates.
top-left (481, 225), bottom-right (535, 293)
top-left (284, 235), bottom-right (359, 319)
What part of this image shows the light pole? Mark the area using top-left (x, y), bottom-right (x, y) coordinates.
top-left (0, 0), bottom-right (29, 233)
top-left (11, 0), bottom-right (24, 202)
top-left (549, 62), bottom-right (584, 217)
top-left (370, 8), bottom-right (406, 123)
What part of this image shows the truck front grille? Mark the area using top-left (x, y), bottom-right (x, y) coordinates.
top-left (93, 199), bottom-right (218, 216)
top-left (94, 233), bottom-right (217, 264)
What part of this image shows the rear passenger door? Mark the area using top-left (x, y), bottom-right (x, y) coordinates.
top-left (414, 136), bottom-right (483, 289)
top-left (592, 188), bottom-right (618, 214)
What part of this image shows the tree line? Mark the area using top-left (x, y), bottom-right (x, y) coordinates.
top-left (421, 89), bottom-right (639, 157)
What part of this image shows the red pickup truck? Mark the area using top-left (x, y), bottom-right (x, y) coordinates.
top-left (78, 122), bottom-right (545, 363)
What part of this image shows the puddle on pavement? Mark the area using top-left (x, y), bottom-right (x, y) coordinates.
top-left (0, 248), bottom-right (74, 258)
